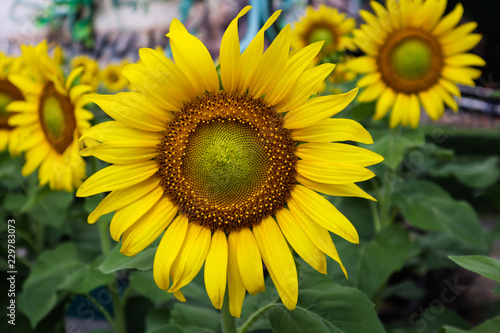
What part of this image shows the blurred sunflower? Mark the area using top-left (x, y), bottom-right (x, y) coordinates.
top-left (291, 4), bottom-right (356, 62)
top-left (77, 7), bottom-right (382, 317)
top-left (71, 55), bottom-right (99, 89)
top-left (7, 41), bottom-right (94, 191)
top-left (0, 54), bottom-right (24, 155)
top-left (100, 61), bottom-right (129, 91)
top-left (350, 0), bottom-right (485, 127)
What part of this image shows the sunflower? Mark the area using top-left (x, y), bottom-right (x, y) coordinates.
top-left (7, 41), bottom-right (94, 191)
top-left (71, 55), bottom-right (99, 90)
top-left (350, 0), bottom-right (485, 128)
top-left (291, 4), bottom-right (356, 63)
top-left (77, 7), bottom-right (382, 317)
top-left (100, 61), bottom-right (129, 91)
top-left (0, 54), bottom-right (24, 155)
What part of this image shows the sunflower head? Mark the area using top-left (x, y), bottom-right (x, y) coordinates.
top-left (7, 41), bottom-right (94, 191)
top-left (292, 4), bottom-right (356, 63)
top-left (78, 7), bottom-right (382, 317)
top-left (71, 55), bottom-right (99, 89)
top-left (100, 61), bottom-right (129, 91)
top-left (0, 54), bottom-right (26, 155)
top-left (350, 0), bottom-right (485, 128)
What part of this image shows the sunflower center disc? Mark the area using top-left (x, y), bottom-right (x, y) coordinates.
top-left (391, 39), bottom-right (432, 80)
top-left (38, 82), bottom-right (77, 154)
top-left (377, 29), bottom-right (443, 94)
top-left (157, 91), bottom-right (297, 232)
top-left (309, 27), bottom-right (335, 46)
top-left (184, 120), bottom-right (269, 205)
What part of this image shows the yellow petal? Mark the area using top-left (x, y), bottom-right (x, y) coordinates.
top-left (79, 121), bottom-right (162, 148)
top-left (87, 176), bottom-right (161, 224)
top-left (297, 159), bottom-right (375, 184)
top-left (220, 6), bottom-right (252, 92)
top-left (237, 10), bottom-right (282, 93)
top-left (438, 78), bottom-right (461, 97)
top-left (288, 200), bottom-right (347, 277)
top-left (65, 66), bottom-right (85, 90)
top-left (109, 184), bottom-right (163, 241)
top-left (86, 93), bottom-right (170, 132)
top-left (357, 81), bottom-right (386, 102)
top-left (442, 34), bottom-right (482, 55)
top-left (173, 290), bottom-right (186, 302)
top-left (374, 87), bottom-right (396, 120)
top-left (357, 72), bottom-right (381, 87)
top-left (389, 93), bottom-right (407, 128)
top-left (290, 185), bottom-right (359, 243)
top-left (235, 228), bottom-right (265, 295)
top-left (295, 143), bottom-right (384, 167)
top-left (253, 216), bottom-right (298, 311)
top-left (167, 28), bottom-right (219, 94)
top-left (445, 53), bottom-right (486, 67)
top-left (276, 63), bottom-right (335, 112)
top-left (138, 47), bottom-right (197, 104)
top-left (265, 42), bottom-right (323, 106)
top-left (22, 144), bottom-right (50, 176)
top-left (407, 93), bottom-right (421, 128)
top-left (290, 118), bottom-right (373, 144)
top-left (345, 56), bottom-right (376, 74)
top-left (76, 160), bottom-right (158, 197)
top-left (227, 229), bottom-right (246, 318)
top-left (248, 25), bottom-right (291, 98)
top-left (432, 3), bottom-right (464, 36)
top-left (80, 144), bottom-right (157, 165)
top-left (442, 66), bottom-right (475, 86)
top-left (283, 88), bottom-right (358, 129)
top-left (121, 196), bottom-right (178, 256)
top-left (275, 208), bottom-right (326, 274)
top-left (153, 215), bottom-right (189, 290)
top-left (204, 230), bottom-right (228, 310)
top-left (168, 223), bottom-right (211, 292)
top-left (296, 174), bottom-right (375, 201)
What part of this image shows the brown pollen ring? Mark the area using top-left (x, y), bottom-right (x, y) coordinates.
top-left (38, 81), bottom-right (77, 154)
top-left (377, 28), bottom-right (444, 94)
top-left (0, 80), bottom-right (24, 130)
top-left (156, 91), bottom-right (298, 233)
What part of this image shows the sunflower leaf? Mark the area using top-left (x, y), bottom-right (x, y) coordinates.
top-left (98, 242), bottom-right (156, 274)
top-left (449, 255), bottom-right (500, 283)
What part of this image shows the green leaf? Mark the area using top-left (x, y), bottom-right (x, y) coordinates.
top-left (268, 267), bottom-right (385, 333)
top-left (27, 189), bottom-right (74, 228)
top-left (434, 156), bottom-right (500, 189)
top-left (98, 242), bottom-right (156, 274)
top-left (363, 127), bottom-right (425, 169)
top-left (328, 225), bottom-right (415, 300)
top-left (394, 179), bottom-right (487, 251)
top-left (440, 315), bottom-right (500, 333)
top-left (152, 326), bottom-right (184, 333)
top-left (129, 271), bottom-right (174, 304)
top-left (169, 303), bottom-right (220, 333)
top-left (449, 255), bottom-right (500, 283)
top-left (18, 243), bottom-right (82, 327)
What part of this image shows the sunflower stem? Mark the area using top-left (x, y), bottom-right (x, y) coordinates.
top-left (111, 289), bottom-right (127, 333)
top-left (221, 292), bottom-right (237, 333)
top-left (238, 297), bottom-right (280, 333)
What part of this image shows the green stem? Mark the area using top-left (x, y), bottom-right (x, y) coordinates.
top-left (370, 201), bottom-right (381, 233)
top-left (221, 292), bottom-right (237, 333)
top-left (98, 218), bottom-right (111, 255)
top-left (86, 293), bottom-right (115, 328)
top-left (238, 297), bottom-right (279, 333)
top-left (112, 290), bottom-right (126, 333)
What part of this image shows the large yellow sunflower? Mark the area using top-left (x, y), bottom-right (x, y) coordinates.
top-left (0, 54), bottom-right (24, 155)
top-left (77, 7), bottom-right (382, 317)
top-left (350, 0), bottom-right (485, 127)
top-left (291, 4), bottom-right (356, 62)
top-left (7, 41), bottom-right (94, 191)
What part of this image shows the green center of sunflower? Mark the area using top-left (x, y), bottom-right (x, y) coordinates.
top-left (309, 27), bottom-right (335, 46)
top-left (38, 82), bottom-right (77, 154)
top-left (0, 80), bottom-right (24, 129)
top-left (391, 39), bottom-right (432, 80)
top-left (377, 29), bottom-right (444, 94)
top-left (42, 95), bottom-right (65, 139)
top-left (156, 91), bottom-right (297, 232)
top-left (0, 93), bottom-right (12, 116)
top-left (184, 120), bottom-right (269, 204)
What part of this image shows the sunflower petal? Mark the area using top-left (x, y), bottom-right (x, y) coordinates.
top-left (235, 228), bottom-right (265, 295)
top-left (290, 118), bottom-right (373, 144)
top-left (204, 230), bottom-right (228, 310)
top-left (227, 230), bottom-right (246, 318)
top-left (297, 174), bottom-right (375, 201)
